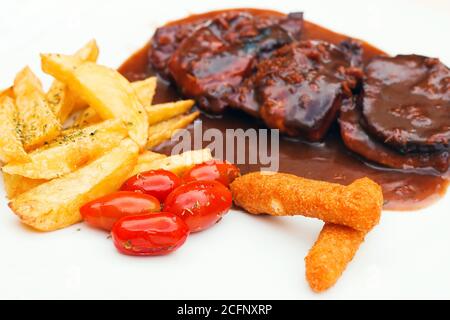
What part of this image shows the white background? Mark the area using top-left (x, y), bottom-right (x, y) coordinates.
top-left (1, 0), bottom-right (449, 300)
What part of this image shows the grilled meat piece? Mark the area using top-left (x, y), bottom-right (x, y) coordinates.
top-left (167, 12), bottom-right (304, 113)
top-left (340, 97), bottom-right (449, 173)
top-left (361, 55), bottom-right (450, 153)
top-left (150, 12), bottom-right (367, 142)
top-left (254, 40), bottom-right (363, 141)
top-left (149, 21), bottom-right (202, 78)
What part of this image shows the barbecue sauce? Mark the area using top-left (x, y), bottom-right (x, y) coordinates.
top-left (119, 8), bottom-right (449, 211)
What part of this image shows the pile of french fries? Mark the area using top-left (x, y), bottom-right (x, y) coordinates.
top-left (0, 40), bottom-right (212, 232)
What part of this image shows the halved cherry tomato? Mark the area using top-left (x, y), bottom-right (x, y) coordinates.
top-left (183, 160), bottom-right (240, 187)
top-left (80, 191), bottom-right (160, 231)
top-left (121, 169), bottom-right (182, 202)
top-left (164, 180), bottom-right (232, 233)
top-left (112, 212), bottom-right (190, 256)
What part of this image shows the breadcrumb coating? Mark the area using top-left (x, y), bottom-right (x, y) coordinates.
top-left (305, 223), bottom-right (366, 292)
top-left (230, 172), bottom-right (383, 232)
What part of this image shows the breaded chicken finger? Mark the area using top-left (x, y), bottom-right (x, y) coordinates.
top-left (305, 223), bottom-right (366, 292)
top-left (230, 172), bottom-right (383, 232)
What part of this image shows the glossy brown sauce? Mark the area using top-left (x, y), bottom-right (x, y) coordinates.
top-left (119, 9), bottom-right (449, 211)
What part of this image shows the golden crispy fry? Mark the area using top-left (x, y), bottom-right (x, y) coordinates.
top-left (147, 100), bottom-right (195, 125)
top-left (73, 106), bottom-right (101, 127)
top-left (46, 82), bottom-right (78, 123)
top-left (73, 39), bottom-right (100, 62)
top-left (13, 67), bottom-right (61, 150)
top-left (46, 40), bottom-right (99, 123)
top-left (9, 139), bottom-right (139, 231)
top-left (131, 148), bottom-right (212, 177)
top-left (2, 119), bottom-right (128, 179)
top-left (147, 112), bottom-right (200, 149)
top-left (230, 172), bottom-right (383, 232)
top-left (52, 40), bottom-right (99, 111)
top-left (0, 96), bottom-right (30, 163)
top-left (305, 223), bottom-right (366, 292)
top-left (41, 54), bottom-right (148, 148)
top-left (137, 150), bottom-right (167, 165)
top-left (0, 87), bottom-right (14, 98)
top-left (2, 173), bottom-right (46, 199)
top-left (72, 78), bottom-right (157, 128)
top-left (133, 77), bottom-right (157, 107)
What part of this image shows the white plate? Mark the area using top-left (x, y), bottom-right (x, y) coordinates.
top-left (1, 0), bottom-right (449, 299)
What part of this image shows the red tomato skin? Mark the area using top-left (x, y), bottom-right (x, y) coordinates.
top-left (120, 169), bottom-right (182, 202)
top-left (80, 191), bottom-right (160, 231)
top-left (183, 160), bottom-right (240, 187)
top-left (164, 181), bottom-right (233, 233)
top-left (112, 212), bottom-right (190, 256)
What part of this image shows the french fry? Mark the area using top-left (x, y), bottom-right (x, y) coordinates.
top-left (131, 148), bottom-right (212, 177)
top-left (137, 150), bottom-right (167, 165)
top-left (0, 96), bottom-right (30, 163)
top-left (305, 223), bottom-right (366, 292)
top-left (9, 138), bottom-right (139, 232)
top-left (147, 100), bottom-right (195, 125)
top-left (13, 67), bottom-right (61, 150)
top-left (230, 173), bottom-right (383, 233)
top-left (147, 112), bottom-right (200, 149)
top-left (73, 78), bottom-right (158, 127)
top-left (2, 173), bottom-right (46, 199)
top-left (2, 119), bottom-right (128, 179)
top-left (73, 106), bottom-right (101, 127)
top-left (0, 87), bottom-right (14, 98)
top-left (133, 77), bottom-right (157, 108)
top-left (46, 82), bottom-right (77, 123)
top-left (46, 40), bottom-right (99, 123)
top-left (41, 54), bottom-right (148, 148)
